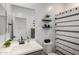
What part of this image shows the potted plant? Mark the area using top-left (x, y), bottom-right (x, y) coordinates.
top-left (3, 39), bottom-right (12, 48)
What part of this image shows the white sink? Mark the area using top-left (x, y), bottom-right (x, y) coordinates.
top-left (0, 40), bottom-right (43, 55)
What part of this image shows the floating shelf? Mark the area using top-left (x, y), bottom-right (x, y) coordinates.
top-left (42, 19), bottom-right (52, 22)
top-left (42, 14), bottom-right (52, 29)
top-left (42, 26), bottom-right (52, 29)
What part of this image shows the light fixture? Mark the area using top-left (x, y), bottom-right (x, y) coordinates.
top-left (48, 6), bottom-right (52, 12)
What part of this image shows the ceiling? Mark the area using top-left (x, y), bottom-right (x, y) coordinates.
top-left (10, 3), bottom-right (79, 14)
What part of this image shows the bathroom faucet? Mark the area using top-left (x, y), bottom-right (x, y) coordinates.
top-left (19, 36), bottom-right (25, 44)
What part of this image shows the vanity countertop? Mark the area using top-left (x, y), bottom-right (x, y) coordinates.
top-left (0, 39), bottom-right (43, 55)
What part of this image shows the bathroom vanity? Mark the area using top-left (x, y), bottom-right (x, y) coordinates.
top-left (0, 39), bottom-right (43, 55)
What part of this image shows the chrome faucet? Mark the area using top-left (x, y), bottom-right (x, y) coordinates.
top-left (19, 36), bottom-right (25, 44)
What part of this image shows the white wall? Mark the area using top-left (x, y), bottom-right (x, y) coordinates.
top-left (33, 4), bottom-right (56, 51)
top-left (34, 3), bottom-right (69, 51)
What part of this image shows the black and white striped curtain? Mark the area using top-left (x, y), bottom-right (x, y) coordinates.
top-left (55, 7), bottom-right (79, 55)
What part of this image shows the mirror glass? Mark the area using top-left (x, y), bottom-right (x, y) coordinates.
top-left (14, 17), bottom-right (27, 40)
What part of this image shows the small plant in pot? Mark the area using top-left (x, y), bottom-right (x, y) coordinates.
top-left (3, 39), bottom-right (12, 48)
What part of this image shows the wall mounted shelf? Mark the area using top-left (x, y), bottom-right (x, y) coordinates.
top-left (42, 27), bottom-right (52, 28)
top-left (42, 19), bottom-right (52, 22)
top-left (42, 14), bottom-right (52, 29)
